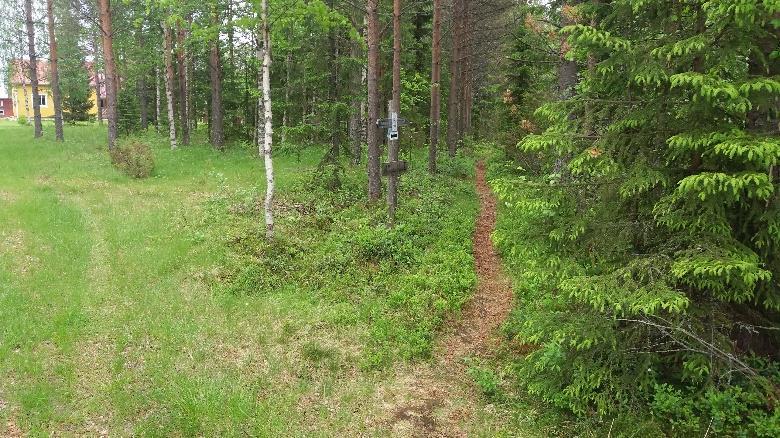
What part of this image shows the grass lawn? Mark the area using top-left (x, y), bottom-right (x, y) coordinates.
top-left (0, 120), bottom-right (516, 436)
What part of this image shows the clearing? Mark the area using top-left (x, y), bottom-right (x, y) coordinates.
top-left (0, 122), bottom-right (526, 436)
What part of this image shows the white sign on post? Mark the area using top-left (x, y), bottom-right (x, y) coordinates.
top-left (388, 111), bottom-right (399, 140)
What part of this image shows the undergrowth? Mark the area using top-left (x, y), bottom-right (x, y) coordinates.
top-left (186, 154), bottom-right (479, 368)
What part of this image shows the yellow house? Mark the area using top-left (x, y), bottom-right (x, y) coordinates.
top-left (10, 59), bottom-right (104, 119)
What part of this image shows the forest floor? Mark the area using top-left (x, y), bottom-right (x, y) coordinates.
top-left (375, 162), bottom-right (515, 437)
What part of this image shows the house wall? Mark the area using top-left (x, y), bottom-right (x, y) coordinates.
top-left (0, 98), bottom-right (14, 118)
top-left (12, 85), bottom-right (99, 118)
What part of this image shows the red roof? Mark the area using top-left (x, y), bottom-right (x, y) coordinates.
top-left (10, 59), bottom-right (50, 85)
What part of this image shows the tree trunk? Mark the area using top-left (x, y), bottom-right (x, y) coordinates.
top-left (135, 26), bottom-right (148, 130)
top-left (163, 23), bottom-right (178, 149)
top-left (328, 0), bottom-right (340, 158)
top-left (387, 0), bottom-right (402, 226)
top-left (366, 0), bottom-right (382, 201)
top-left (94, 36), bottom-right (103, 125)
top-left (25, 0), bottom-right (43, 138)
top-left (446, 0), bottom-right (461, 157)
top-left (187, 15), bottom-right (195, 132)
top-left (428, 0), bottom-right (442, 172)
top-left (97, 0), bottom-right (118, 149)
top-left (176, 23), bottom-right (190, 145)
top-left (209, 9), bottom-right (224, 150)
top-left (349, 20), bottom-right (365, 165)
top-left (46, 0), bottom-right (64, 141)
top-left (155, 66), bottom-right (161, 132)
top-left (261, 0), bottom-right (275, 239)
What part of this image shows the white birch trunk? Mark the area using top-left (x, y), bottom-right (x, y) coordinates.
top-left (163, 23), bottom-right (178, 149)
top-left (155, 66), bottom-right (161, 133)
top-left (261, 0), bottom-right (274, 239)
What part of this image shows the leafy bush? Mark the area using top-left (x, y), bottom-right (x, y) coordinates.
top-left (110, 139), bottom-right (155, 178)
top-left (17, 115), bottom-right (27, 125)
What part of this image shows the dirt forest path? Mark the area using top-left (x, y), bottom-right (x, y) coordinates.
top-left (375, 161), bottom-right (515, 437)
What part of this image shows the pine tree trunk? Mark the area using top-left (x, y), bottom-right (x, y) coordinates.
top-left (261, 0), bottom-right (275, 239)
top-left (163, 23), bottom-right (178, 149)
top-left (25, 0), bottom-right (43, 138)
top-left (187, 15), bottom-right (195, 132)
top-left (387, 0), bottom-right (402, 226)
top-left (46, 0), bottom-right (64, 141)
top-left (176, 24), bottom-right (190, 145)
top-left (348, 22), bottom-right (364, 165)
top-left (446, 0), bottom-right (461, 157)
top-left (97, 0), bottom-right (118, 149)
top-left (94, 37), bottom-right (103, 125)
top-left (428, 0), bottom-right (442, 172)
top-left (366, 0), bottom-right (382, 201)
top-left (209, 9), bottom-right (224, 150)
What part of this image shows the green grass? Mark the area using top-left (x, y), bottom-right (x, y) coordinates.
top-left (0, 121), bottom-right (508, 436)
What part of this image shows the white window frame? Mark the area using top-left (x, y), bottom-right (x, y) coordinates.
top-left (0, 108), bottom-right (4, 116)
top-left (38, 94), bottom-right (47, 107)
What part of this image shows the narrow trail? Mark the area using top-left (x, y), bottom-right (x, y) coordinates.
top-left (377, 161), bottom-right (515, 437)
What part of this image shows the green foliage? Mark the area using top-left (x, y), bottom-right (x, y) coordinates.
top-left (117, 87), bottom-right (140, 135)
top-left (189, 153), bottom-right (478, 368)
top-left (489, 0), bottom-right (780, 434)
top-left (17, 115), bottom-right (27, 125)
top-left (110, 138), bottom-right (155, 178)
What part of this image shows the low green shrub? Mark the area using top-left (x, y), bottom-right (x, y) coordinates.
top-left (187, 152), bottom-right (479, 368)
top-left (110, 138), bottom-right (155, 178)
top-left (17, 115), bottom-right (27, 125)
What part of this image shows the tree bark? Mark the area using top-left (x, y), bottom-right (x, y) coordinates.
top-left (387, 0), bottom-right (402, 226)
top-left (155, 66), bottom-right (161, 132)
top-left (176, 23), bottom-right (190, 145)
top-left (209, 9), bottom-right (224, 150)
top-left (446, 0), bottom-right (461, 157)
top-left (366, 0), bottom-right (382, 201)
top-left (328, 10), bottom-right (340, 157)
top-left (163, 22), bottom-right (178, 149)
top-left (25, 0), bottom-right (43, 138)
top-left (97, 0), bottom-right (118, 149)
top-left (348, 36), bottom-right (362, 165)
top-left (187, 15), bottom-right (195, 132)
top-left (93, 36), bottom-right (103, 125)
top-left (46, 0), bottom-right (64, 141)
top-left (261, 0), bottom-right (275, 239)
top-left (428, 0), bottom-right (442, 172)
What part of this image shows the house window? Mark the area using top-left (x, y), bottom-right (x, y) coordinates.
top-left (99, 98), bottom-right (105, 108)
top-left (38, 95), bottom-right (47, 107)
top-left (0, 109), bottom-right (4, 116)
top-left (0, 100), bottom-right (4, 107)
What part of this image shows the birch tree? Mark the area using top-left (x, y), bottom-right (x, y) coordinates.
top-left (260, 0), bottom-right (275, 239)
top-left (163, 22), bottom-right (178, 149)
